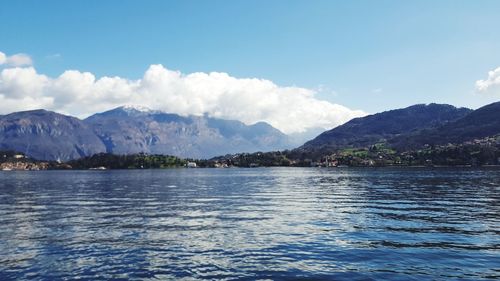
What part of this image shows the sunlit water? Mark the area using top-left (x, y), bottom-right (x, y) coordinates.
top-left (0, 168), bottom-right (499, 280)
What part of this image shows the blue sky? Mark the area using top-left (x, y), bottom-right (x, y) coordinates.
top-left (1, 0), bottom-right (500, 132)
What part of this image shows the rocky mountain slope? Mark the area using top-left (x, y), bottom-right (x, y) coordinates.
top-left (299, 103), bottom-right (472, 153)
top-left (0, 106), bottom-right (292, 160)
top-left (0, 110), bottom-right (106, 161)
top-left (85, 106), bottom-right (291, 159)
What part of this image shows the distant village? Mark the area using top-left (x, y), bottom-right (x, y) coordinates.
top-left (206, 135), bottom-right (500, 168)
top-left (1, 135), bottom-right (499, 171)
top-left (1, 153), bottom-right (49, 171)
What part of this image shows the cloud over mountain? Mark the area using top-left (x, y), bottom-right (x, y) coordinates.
top-left (0, 60), bottom-right (365, 134)
top-left (476, 67), bottom-right (500, 96)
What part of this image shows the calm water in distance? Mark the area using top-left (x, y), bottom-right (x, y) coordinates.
top-left (0, 167), bottom-right (499, 280)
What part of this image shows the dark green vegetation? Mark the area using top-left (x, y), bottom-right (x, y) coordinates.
top-left (205, 151), bottom-right (293, 168)
top-left (68, 153), bottom-right (187, 169)
top-left (1, 150), bottom-right (187, 170)
top-left (207, 135), bottom-right (500, 167)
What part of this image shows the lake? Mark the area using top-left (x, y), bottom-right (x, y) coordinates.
top-left (0, 168), bottom-right (499, 280)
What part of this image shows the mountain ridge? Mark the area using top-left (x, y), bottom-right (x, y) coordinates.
top-left (0, 109), bottom-right (106, 161)
top-left (298, 103), bottom-right (473, 153)
top-left (1, 101), bottom-right (498, 162)
top-left (389, 101), bottom-right (500, 149)
top-left (0, 106), bottom-right (293, 160)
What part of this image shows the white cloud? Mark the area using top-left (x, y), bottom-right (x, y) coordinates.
top-left (0, 63), bottom-right (366, 134)
top-left (7, 54), bottom-right (33, 66)
top-left (475, 67), bottom-right (500, 96)
top-left (0, 52), bottom-right (6, 65)
top-left (0, 51), bottom-right (33, 67)
top-left (0, 67), bottom-right (49, 99)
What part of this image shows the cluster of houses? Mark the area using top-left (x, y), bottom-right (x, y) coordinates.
top-left (1, 161), bottom-right (49, 171)
top-left (1, 153), bottom-right (56, 171)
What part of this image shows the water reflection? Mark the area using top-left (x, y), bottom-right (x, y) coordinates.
top-left (0, 168), bottom-right (499, 280)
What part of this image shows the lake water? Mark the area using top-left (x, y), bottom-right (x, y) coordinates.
top-left (0, 168), bottom-right (499, 280)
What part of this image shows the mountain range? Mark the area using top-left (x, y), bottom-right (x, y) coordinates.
top-left (1, 101), bottom-right (499, 162)
top-left (0, 106), bottom-right (293, 161)
top-left (298, 102), bottom-right (499, 155)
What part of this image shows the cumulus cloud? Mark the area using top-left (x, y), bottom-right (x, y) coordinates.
top-left (0, 51), bottom-right (33, 67)
top-left (475, 67), bottom-right (500, 96)
top-left (0, 64), bottom-right (365, 134)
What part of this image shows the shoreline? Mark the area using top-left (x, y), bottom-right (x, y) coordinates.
top-left (2, 165), bottom-right (500, 171)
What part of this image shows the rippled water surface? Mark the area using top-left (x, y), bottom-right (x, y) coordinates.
top-left (0, 168), bottom-right (499, 280)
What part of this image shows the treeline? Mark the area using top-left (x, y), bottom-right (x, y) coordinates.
top-left (3, 136), bottom-right (499, 170)
top-left (207, 135), bottom-right (500, 167)
top-left (68, 153), bottom-right (187, 169)
top-left (405, 142), bottom-right (500, 166)
top-left (206, 151), bottom-right (292, 167)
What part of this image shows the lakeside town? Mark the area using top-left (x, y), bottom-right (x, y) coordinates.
top-left (2, 135), bottom-right (499, 171)
top-left (208, 135), bottom-right (500, 168)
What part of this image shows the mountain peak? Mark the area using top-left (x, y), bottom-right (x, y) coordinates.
top-left (120, 105), bottom-right (155, 113)
top-left (87, 105), bottom-right (163, 119)
top-left (117, 105), bottom-right (164, 116)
